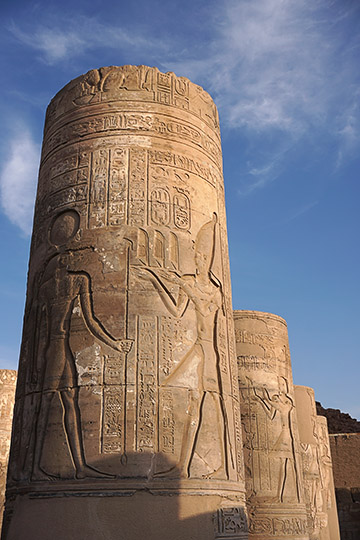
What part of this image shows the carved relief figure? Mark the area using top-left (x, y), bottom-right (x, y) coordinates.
top-left (135, 214), bottom-right (229, 479)
top-left (252, 378), bottom-right (300, 503)
top-left (28, 211), bottom-right (129, 480)
top-left (316, 419), bottom-right (333, 513)
top-left (300, 441), bottom-right (324, 537)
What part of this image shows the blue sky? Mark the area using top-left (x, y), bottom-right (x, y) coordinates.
top-left (0, 0), bottom-right (359, 418)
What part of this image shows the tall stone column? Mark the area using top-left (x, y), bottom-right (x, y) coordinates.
top-left (233, 310), bottom-right (309, 539)
top-left (0, 371), bottom-right (16, 529)
top-left (2, 66), bottom-right (247, 540)
top-left (294, 386), bottom-right (340, 540)
top-left (315, 417), bottom-right (340, 540)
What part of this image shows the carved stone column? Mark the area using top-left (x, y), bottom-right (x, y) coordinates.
top-left (294, 386), bottom-right (340, 540)
top-left (315, 417), bottom-right (340, 540)
top-left (0, 371), bottom-right (16, 530)
top-left (2, 66), bottom-right (247, 540)
top-left (233, 310), bottom-right (309, 539)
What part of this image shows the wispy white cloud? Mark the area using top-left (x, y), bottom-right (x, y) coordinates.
top-left (0, 127), bottom-right (40, 236)
top-left (10, 24), bottom-right (85, 64)
top-left (7, 1), bottom-right (360, 196)
top-left (285, 200), bottom-right (319, 223)
top-left (9, 16), bottom-right (164, 65)
top-left (173, 0), bottom-right (359, 133)
top-left (167, 0), bottom-right (360, 189)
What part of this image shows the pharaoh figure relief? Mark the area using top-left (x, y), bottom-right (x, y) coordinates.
top-left (135, 214), bottom-right (230, 480)
top-left (3, 66), bottom-right (248, 540)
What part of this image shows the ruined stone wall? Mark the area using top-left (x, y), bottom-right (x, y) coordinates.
top-left (0, 371), bottom-right (16, 529)
top-left (3, 66), bottom-right (247, 540)
top-left (316, 404), bottom-right (360, 434)
top-left (329, 433), bottom-right (360, 540)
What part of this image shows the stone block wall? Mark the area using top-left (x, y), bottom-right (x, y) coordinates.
top-left (329, 434), bottom-right (360, 540)
top-left (0, 371), bottom-right (17, 529)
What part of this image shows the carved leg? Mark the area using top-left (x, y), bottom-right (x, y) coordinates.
top-left (32, 391), bottom-right (58, 481)
top-left (204, 393), bottom-right (228, 480)
top-left (61, 388), bottom-right (115, 479)
top-left (154, 390), bottom-right (204, 479)
top-left (279, 457), bottom-right (288, 502)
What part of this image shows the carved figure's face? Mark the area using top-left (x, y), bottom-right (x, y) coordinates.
top-left (49, 210), bottom-right (80, 247)
top-left (195, 249), bottom-right (210, 276)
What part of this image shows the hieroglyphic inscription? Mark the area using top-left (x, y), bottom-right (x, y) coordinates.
top-left (150, 188), bottom-right (171, 226)
top-left (108, 148), bottom-right (128, 225)
top-left (50, 66), bottom-right (220, 131)
top-left (215, 507), bottom-right (248, 539)
top-left (42, 113), bottom-right (222, 166)
top-left (44, 149), bottom-right (89, 215)
top-left (237, 356), bottom-right (272, 373)
top-left (173, 191), bottom-right (190, 230)
top-left (136, 316), bottom-right (157, 452)
top-left (155, 70), bottom-right (189, 109)
top-left (102, 387), bottom-right (124, 454)
top-left (156, 71), bottom-right (172, 106)
top-left (233, 398), bottom-right (245, 482)
top-left (173, 75), bottom-right (190, 110)
top-left (248, 515), bottom-right (307, 536)
top-left (129, 148), bottom-right (147, 227)
top-left (102, 354), bottom-right (125, 454)
top-left (149, 165), bottom-right (191, 231)
top-left (88, 149), bottom-right (108, 228)
top-left (103, 355), bottom-right (124, 386)
top-left (88, 148), bottom-right (128, 228)
top-left (159, 317), bottom-right (176, 379)
top-left (159, 390), bottom-right (175, 455)
top-left (217, 316), bottom-right (229, 376)
top-left (39, 147), bottom-right (128, 228)
top-left (149, 149), bottom-right (220, 187)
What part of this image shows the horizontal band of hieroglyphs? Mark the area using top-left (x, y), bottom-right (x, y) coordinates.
top-left (249, 516), bottom-right (307, 535)
top-left (40, 148), bottom-right (222, 191)
top-left (41, 113), bottom-right (222, 165)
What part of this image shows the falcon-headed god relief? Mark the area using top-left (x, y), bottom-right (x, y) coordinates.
top-left (27, 211), bottom-right (131, 481)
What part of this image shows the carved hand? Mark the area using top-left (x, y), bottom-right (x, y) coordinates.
top-left (114, 339), bottom-right (133, 354)
top-left (151, 267), bottom-right (174, 280)
top-left (132, 266), bottom-right (152, 280)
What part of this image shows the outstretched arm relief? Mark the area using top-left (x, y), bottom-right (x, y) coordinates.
top-left (134, 267), bottom-right (189, 318)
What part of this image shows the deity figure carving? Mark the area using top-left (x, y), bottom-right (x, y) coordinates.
top-left (24, 211), bottom-right (131, 481)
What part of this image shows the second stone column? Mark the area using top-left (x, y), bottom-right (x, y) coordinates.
top-left (234, 310), bottom-right (309, 539)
